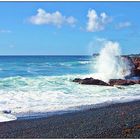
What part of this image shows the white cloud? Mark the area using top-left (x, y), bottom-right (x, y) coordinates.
top-left (86, 9), bottom-right (112, 32)
top-left (0, 29), bottom-right (11, 33)
top-left (116, 21), bottom-right (131, 29)
top-left (29, 8), bottom-right (77, 27)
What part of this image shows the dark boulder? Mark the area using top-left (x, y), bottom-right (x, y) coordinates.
top-left (72, 78), bottom-right (82, 83)
top-left (73, 77), bottom-right (110, 86)
top-left (2, 110), bottom-right (11, 114)
top-left (109, 79), bottom-right (140, 86)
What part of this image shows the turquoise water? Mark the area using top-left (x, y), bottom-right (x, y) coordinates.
top-left (0, 56), bottom-right (93, 77)
top-left (0, 56), bottom-right (140, 122)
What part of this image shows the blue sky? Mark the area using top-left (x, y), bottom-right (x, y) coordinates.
top-left (0, 2), bottom-right (140, 55)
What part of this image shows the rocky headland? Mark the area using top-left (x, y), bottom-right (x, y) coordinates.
top-left (73, 56), bottom-right (140, 86)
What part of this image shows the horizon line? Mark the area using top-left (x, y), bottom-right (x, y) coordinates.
top-left (0, 54), bottom-right (93, 56)
top-left (0, 53), bottom-right (138, 56)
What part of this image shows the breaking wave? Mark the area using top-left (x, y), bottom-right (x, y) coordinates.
top-left (0, 75), bottom-right (140, 121)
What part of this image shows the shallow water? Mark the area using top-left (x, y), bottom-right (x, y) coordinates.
top-left (0, 56), bottom-right (140, 122)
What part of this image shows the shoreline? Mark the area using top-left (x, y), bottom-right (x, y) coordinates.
top-left (0, 100), bottom-right (140, 138)
top-left (15, 98), bottom-right (140, 121)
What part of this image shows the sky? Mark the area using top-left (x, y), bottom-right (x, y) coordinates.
top-left (0, 2), bottom-right (140, 55)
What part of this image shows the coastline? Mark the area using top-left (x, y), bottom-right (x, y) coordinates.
top-left (0, 100), bottom-right (140, 138)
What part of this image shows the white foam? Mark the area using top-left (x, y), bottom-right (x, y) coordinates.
top-left (0, 75), bottom-right (140, 122)
top-left (0, 112), bottom-right (16, 122)
top-left (78, 61), bottom-right (91, 64)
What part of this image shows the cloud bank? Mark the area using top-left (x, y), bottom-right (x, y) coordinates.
top-left (29, 8), bottom-right (77, 27)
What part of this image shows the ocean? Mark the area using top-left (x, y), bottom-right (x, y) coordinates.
top-left (0, 55), bottom-right (140, 122)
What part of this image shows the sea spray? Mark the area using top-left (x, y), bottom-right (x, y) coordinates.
top-left (94, 40), bottom-right (131, 82)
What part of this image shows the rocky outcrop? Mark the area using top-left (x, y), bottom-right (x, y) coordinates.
top-left (131, 57), bottom-right (140, 77)
top-left (73, 78), bottom-right (110, 86)
top-left (73, 77), bottom-right (140, 86)
top-left (109, 79), bottom-right (140, 86)
top-left (118, 56), bottom-right (140, 77)
top-left (73, 56), bottom-right (140, 87)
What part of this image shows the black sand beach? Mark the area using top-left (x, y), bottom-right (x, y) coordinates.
top-left (0, 100), bottom-right (140, 138)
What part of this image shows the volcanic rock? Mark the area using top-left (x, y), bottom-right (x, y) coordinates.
top-left (130, 56), bottom-right (140, 77)
top-left (73, 78), bottom-right (110, 86)
top-left (73, 78), bottom-right (140, 86)
top-left (131, 57), bottom-right (140, 67)
top-left (109, 79), bottom-right (140, 86)
top-left (73, 56), bottom-right (140, 87)
top-left (121, 56), bottom-right (140, 77)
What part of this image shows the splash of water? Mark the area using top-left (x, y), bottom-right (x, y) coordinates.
top-left (94, 40), bottom-right (131, 82)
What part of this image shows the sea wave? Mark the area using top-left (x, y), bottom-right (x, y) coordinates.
top-left (0, 75), bottom-right (140, 122)
top-left (78, 61), bottom-right (92, 64)
top-left (0, 112), bottom-right (17, 122)
top-left (58, 61), bottom-right (92, 67)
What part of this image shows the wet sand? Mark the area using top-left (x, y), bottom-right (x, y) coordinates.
top-left (0, 100), bottom-right (140, 138)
